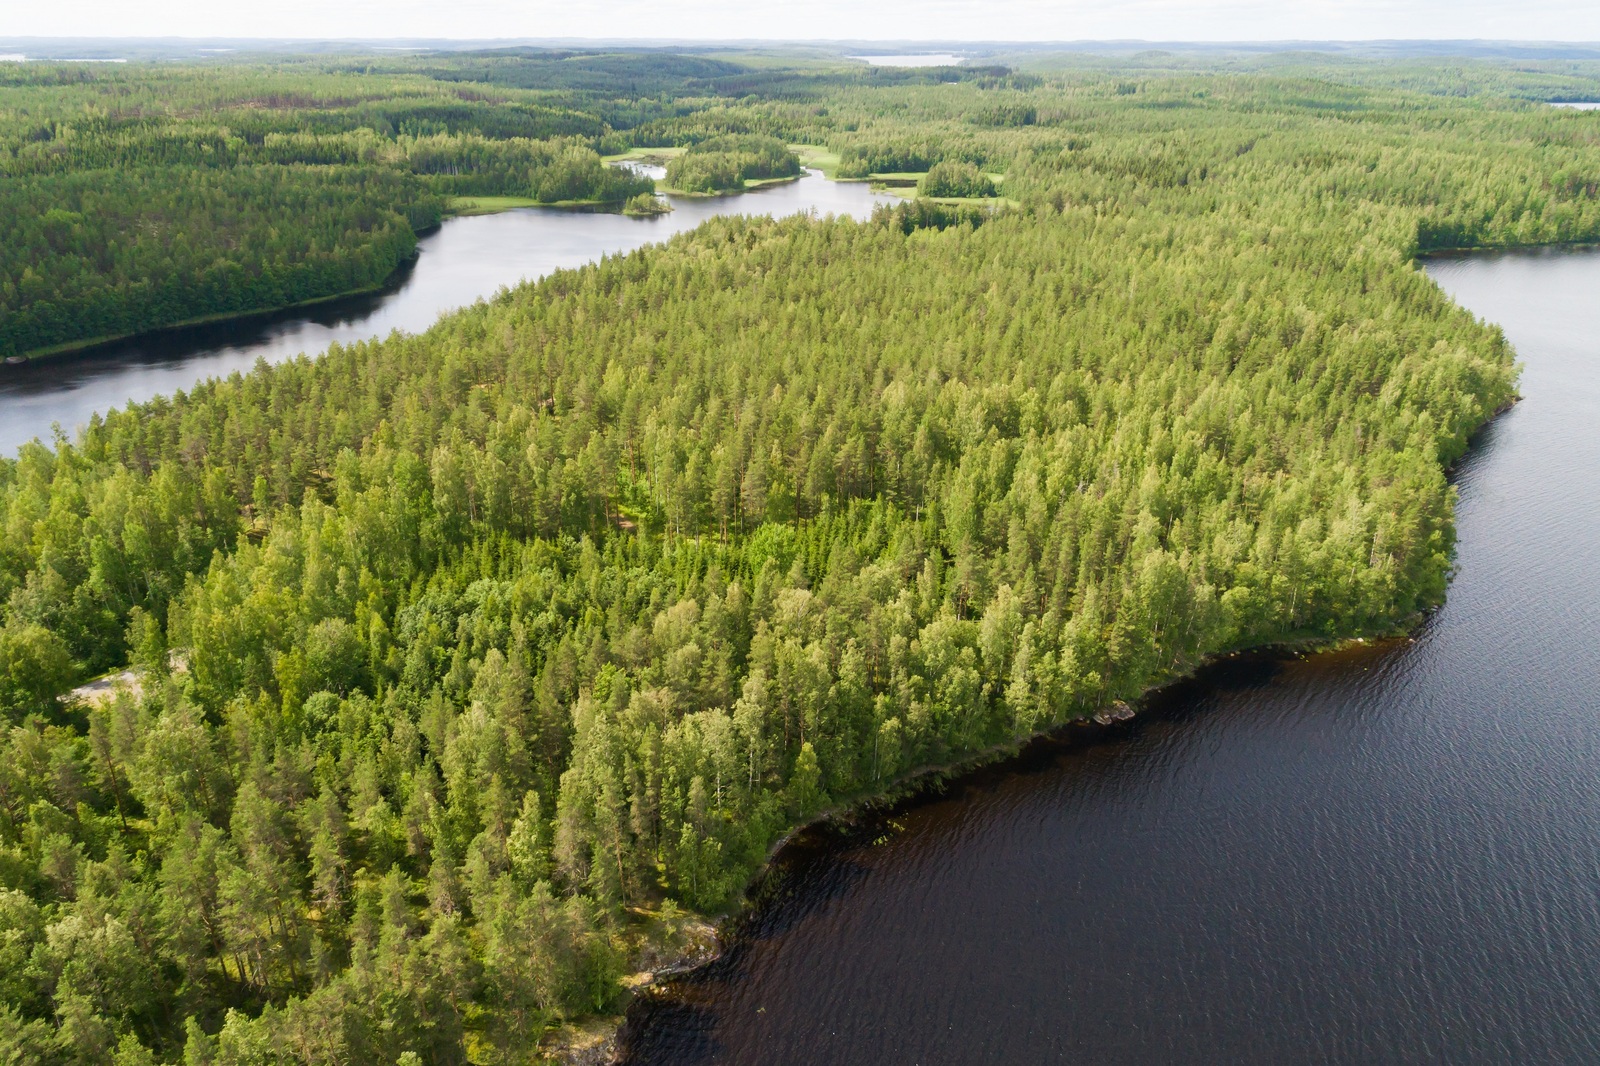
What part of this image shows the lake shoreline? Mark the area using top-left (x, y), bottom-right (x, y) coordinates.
top-left (444, 195), bottom-right (645, 217)
top-left (1418, 239), bottom-right (1600, 258)
top-left (2, 253), bottom-right (421, 366)
top-left (1, 177), bottom-right (822, 369)
top-left (597, 616), bottom-right (1442, 1063)
top-left (8, 189), bottom-right (661, 366)
top-left (0, 170), bottom-right (895, 456)
top-left (600, 309), bottom-right (1531, 1063)
top-left (5, 192), bottom-right (650, 365)
top-left (654, 173), bottom-right (804, 198)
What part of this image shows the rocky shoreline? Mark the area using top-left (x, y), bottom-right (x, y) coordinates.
top-left (581, 625), bottom-right (1434, 1063)
top-left (545, 914), bottom-right (722, 1065)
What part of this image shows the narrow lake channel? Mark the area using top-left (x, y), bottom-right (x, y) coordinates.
top-left (616, 249), bottom-right (1600, 1064)
top-left (0, 170), bottom-right (893, 455)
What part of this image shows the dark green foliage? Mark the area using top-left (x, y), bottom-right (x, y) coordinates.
top-left (663, 134), bottom-right (800, 193)
top-left (1, 52), bottom-right (1594, 1063)
top-left (0, 167), bottom-right (433, 358)
top-left (881, 199), bottom-right (993, 233)
top-left (836, 139), bottom-right (944, 178)
top-left (532, 147), bottom-right (652, 203)
top-left (623, 192), bottom-right (671, 217)
top-left (918, 160), bottom-right (997, 198)
top-left (0, 67), bottom-right (652, 358)
top-left (403, 49), bottom-right (755, 97)
top-left (971, 103), bottom-right (1038, 127)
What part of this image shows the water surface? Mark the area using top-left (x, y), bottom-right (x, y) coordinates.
top-left (0, 170), bottom-right (891, 454)
top-left (619, 248), bottom-right (1600, 1065)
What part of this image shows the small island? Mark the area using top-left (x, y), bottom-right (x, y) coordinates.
top-left (623, 192), bottom-right (673, 216)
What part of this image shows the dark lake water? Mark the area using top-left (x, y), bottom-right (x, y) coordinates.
top-left (618, 248), bottom-right (1600, 1065)
top-left (0, 169), bottom-right (891, 455)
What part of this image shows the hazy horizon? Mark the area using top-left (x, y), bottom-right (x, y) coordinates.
top-left (7, 0), bottom-right (1600, 50)
top-left (7, 36), bottom-right (1600, 67)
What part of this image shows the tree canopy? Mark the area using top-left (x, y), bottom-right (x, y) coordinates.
top-left (1, 49), bottom-right (1597, 1064)
top-left (0, 66), bottom-right (653, 358)
top-left (662, 135), bottom-right (800, 193)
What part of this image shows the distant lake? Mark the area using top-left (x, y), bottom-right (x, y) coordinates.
top-left (852, 54), bottom-right (965, 67)
top-left (0, 170), bottom-right (894, 454)
top-left (618, 251), bottom-right (1600, 1065)
top-left (1550, 102), bottom-right (1600, 110)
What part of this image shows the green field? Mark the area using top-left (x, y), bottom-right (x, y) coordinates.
top-left (602, 146), bottom-right (688, 164)
top-left (792, 143), bottom-right (843, 175)
top-left (445, 195), bottom-right (547, 215)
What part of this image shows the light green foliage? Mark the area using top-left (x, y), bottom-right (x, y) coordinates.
top-left (622, 192), bottom-right (671, 216)
top-left (0, 49), bottom-right (1589, 1063)
top-left (0, 625), bottom-right (73, 716)
top-left (663, 134), bottom-right (800, 192)
top-left (918, 160), bottom-right (996, 198)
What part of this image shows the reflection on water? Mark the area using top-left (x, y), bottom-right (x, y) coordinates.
top-left (619, 250), bottom-right (1600, 1064)
top-left (0, 170), bottom-right (892, 454)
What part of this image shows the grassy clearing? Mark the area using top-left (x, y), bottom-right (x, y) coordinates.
top-left (926, 195), bottom-right (1022, 208)
top-left (652, 173), bottom-right (802, 197)
top-left (792, 143), bottom-right (841, 176)
top-left (449, 195), bottom-right (641, 214)
top-left (744, 174), bottom-right (803, 189)
top-left (876, 170), bottom-right (1009, 200)
top-left (445, 195), bottom-right (544, 215)
top-left (602, 146), bottom-right (688, 165)
top-left (882, 186), bottom-right (1022, 208)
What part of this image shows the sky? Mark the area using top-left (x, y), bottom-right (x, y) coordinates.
top-left (6, 0), bottom-right (1600, 45)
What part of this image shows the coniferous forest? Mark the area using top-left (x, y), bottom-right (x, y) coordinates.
top-left (3, 46), bottom-right (1600, 1064)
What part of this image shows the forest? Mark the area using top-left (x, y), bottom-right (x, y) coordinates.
top-left (0, 66), bottom-right (651, 358)
top-left (661, 135), bottom-right (801, 193)
top-left (3, 47), bottom-right (1600, 1065)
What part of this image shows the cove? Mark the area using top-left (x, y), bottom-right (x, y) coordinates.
top-left (617, 248), bottom-right (1600, 1065)
top-left (0, 170), bottom-right (893, 456)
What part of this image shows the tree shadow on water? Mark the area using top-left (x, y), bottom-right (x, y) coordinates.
top-left (615, 997), bottom-right (725, 1066)
top-left (733, 852), bottom-right (875, 944)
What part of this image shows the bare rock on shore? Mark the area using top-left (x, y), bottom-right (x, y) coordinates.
top-left (545, 912), bottom-right (722, 1064)
top-left (545, 1018), bottom-right (621, 1066)
top-left (1092, 701), bottom-right (1137, 725)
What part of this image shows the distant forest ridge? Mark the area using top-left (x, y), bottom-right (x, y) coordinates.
top-left (6, 36), bottom-right (1600, 61)
top-left (4, 49), bottom-right (1600, 1066)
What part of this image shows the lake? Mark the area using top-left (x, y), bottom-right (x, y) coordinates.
top-left (617, 248), bottom-right (1600, 1065)
top-left (0, 169), bottom-right (893, 455)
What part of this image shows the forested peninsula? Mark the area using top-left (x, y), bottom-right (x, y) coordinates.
top-left (0, 64), bottom-right (654, 359)
top-left (3, 47), bottom-right (1600, 1065)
